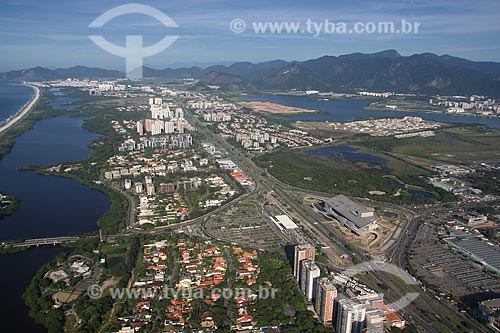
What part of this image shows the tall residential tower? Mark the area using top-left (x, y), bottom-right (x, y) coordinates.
top-left (315, 277), bottom-right (337, 326)
top-left (293, 243), bottom-right (315, 283)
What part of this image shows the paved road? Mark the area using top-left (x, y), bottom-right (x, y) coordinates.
top-left (96, 102), bottom-right (492, 332)
top-left (28, 98), bottom-right (485, 332)
top-left (11, 236), bottom-right (80, 247)
top-left (184, 106), bottom-right (494, 332)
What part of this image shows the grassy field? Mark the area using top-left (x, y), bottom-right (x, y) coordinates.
top-left (364, 99), bottom-right (445, 113)
top-left (348, 126), bottom-right (500, 197)
top-left (360, 126), bottom-right (500, 164)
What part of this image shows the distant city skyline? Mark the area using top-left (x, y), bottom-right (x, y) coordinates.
top-left (1, 0), bottom-right (500, 71)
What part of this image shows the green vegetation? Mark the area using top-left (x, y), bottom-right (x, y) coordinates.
top-left (96, 189), bottom-right (128, 234)
top-left (253, 250), bottom-right (330, 332)
top-left (467, 170), bottom-right (500, 195)
top-left (0, 193), bottom-right (20, 218)
top-left (360, 126), bottom-right (500, 164)
top-left (254, 150), bottom-right (391, 196)
top-left (24, 237), bottom-right (140, 333)
top-left (253, 147), bottom-right (450, 203)
top-left (23, 252), bottom-right (70, 333)
top-left (364, 97), bottom-right (445, 113)
top-left (0, 244), bottom-right (27, 254)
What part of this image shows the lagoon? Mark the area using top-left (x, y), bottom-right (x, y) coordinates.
top-left (246, 94), bottom-right (500, 129)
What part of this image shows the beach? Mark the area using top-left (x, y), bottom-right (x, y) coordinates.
top-left (0, 84), bottom-right (40, 135)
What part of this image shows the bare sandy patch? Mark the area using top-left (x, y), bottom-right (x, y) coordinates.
top-left (241, 101), bottom-right (317, 114)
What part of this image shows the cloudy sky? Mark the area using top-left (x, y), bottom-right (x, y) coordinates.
top-left (1, 0), bottom-right (499, 71)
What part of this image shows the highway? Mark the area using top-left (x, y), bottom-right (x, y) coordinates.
top-left (186, 109), bottom-right (440, 328)
top-left (389, 207), bottom-right (492, 333)
top-left (182, 106), bottom-right (491, 332)
top-left (17, 101), bottom-right (487, 332)
top-left (10, 236), bottom-right (81, 247)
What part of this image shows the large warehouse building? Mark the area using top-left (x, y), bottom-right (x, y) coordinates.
top-left (324, 195), bottom-right (379, 236)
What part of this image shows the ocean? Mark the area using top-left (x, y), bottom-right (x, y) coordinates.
top-left (0, 83), bottom-right (35, 126)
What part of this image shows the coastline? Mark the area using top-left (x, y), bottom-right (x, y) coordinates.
top-left (0, 84), bottom-right (40, 135)
top-left (0, 89), bottom-right (116, 333)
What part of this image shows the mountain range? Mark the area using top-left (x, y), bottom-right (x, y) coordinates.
top-left (2, 50), bottom-right (500, 96)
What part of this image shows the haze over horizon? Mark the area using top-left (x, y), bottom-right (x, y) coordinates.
top-left (4, 49), bottom-right (500, 73)
top-left (1, 0), bottom-right (500, 72)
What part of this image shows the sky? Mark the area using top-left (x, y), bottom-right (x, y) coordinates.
top-left (0, 0), bottom-right (500, 71)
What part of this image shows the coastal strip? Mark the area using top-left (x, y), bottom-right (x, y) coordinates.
top-left (0, 84), bottom-right (40, 135)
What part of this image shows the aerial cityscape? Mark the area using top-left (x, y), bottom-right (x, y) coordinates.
top-left (1, 1), bottom-right (500, 333)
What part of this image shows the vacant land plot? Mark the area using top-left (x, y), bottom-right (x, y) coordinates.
top-left (241, 101), bottom-right (317, 114)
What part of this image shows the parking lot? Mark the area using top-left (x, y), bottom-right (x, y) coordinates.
top-left (411, 228), bottom-right (500, 296)
top-left (205, 200), bottom-right (286, 249)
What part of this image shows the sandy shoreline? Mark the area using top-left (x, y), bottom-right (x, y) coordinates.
top-left (0, 84), bottom-right (40, 135)
top-left (241, 101), bottom-right (318, 114)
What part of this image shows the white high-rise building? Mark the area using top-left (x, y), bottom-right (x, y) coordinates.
top-left (146, 183), bottom-right (155, 196)
top-left (151, 104), bottom-right (162, 119)
top-left (152, 104), bottom-right (171, 119)
top-left (136, 121), bottom-right (143, 136)
top-left (300, 260), bottom-right (320, 302)
top-left (334, 298), bottom-right (366, 333)
top-left (151, 98), bottom-right (171, 119)
top-left (177, 123), bottom-right (184, 134)
top-left (151, 119), bottom-right (164, 135)
top-left (164, 104), bottom-right (173, 118)
top-left (174, 107), bottom-right (184, 119)
top-left (164, 121), bottom-right (175, 134)
top-left (176, 119), bottom-right (185, 133)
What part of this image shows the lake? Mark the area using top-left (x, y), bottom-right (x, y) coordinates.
top-left (304, 145), bottom-right (437, 199)
top-left (50, 87), bottom-right (80, 111)
top-left (0, 97), bottom-right (111, 332)
top-left (245, 94), bottom-right (500, 129)
top-left (0, 115), bottom-right (111, 240)
top-left (389, 177), bottom-right (436, 199)
top-left (0, 247), bottom-right (70, 333)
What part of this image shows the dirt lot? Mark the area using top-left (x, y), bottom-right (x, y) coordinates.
top-left (241, 101), bottom-right (317, 114)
